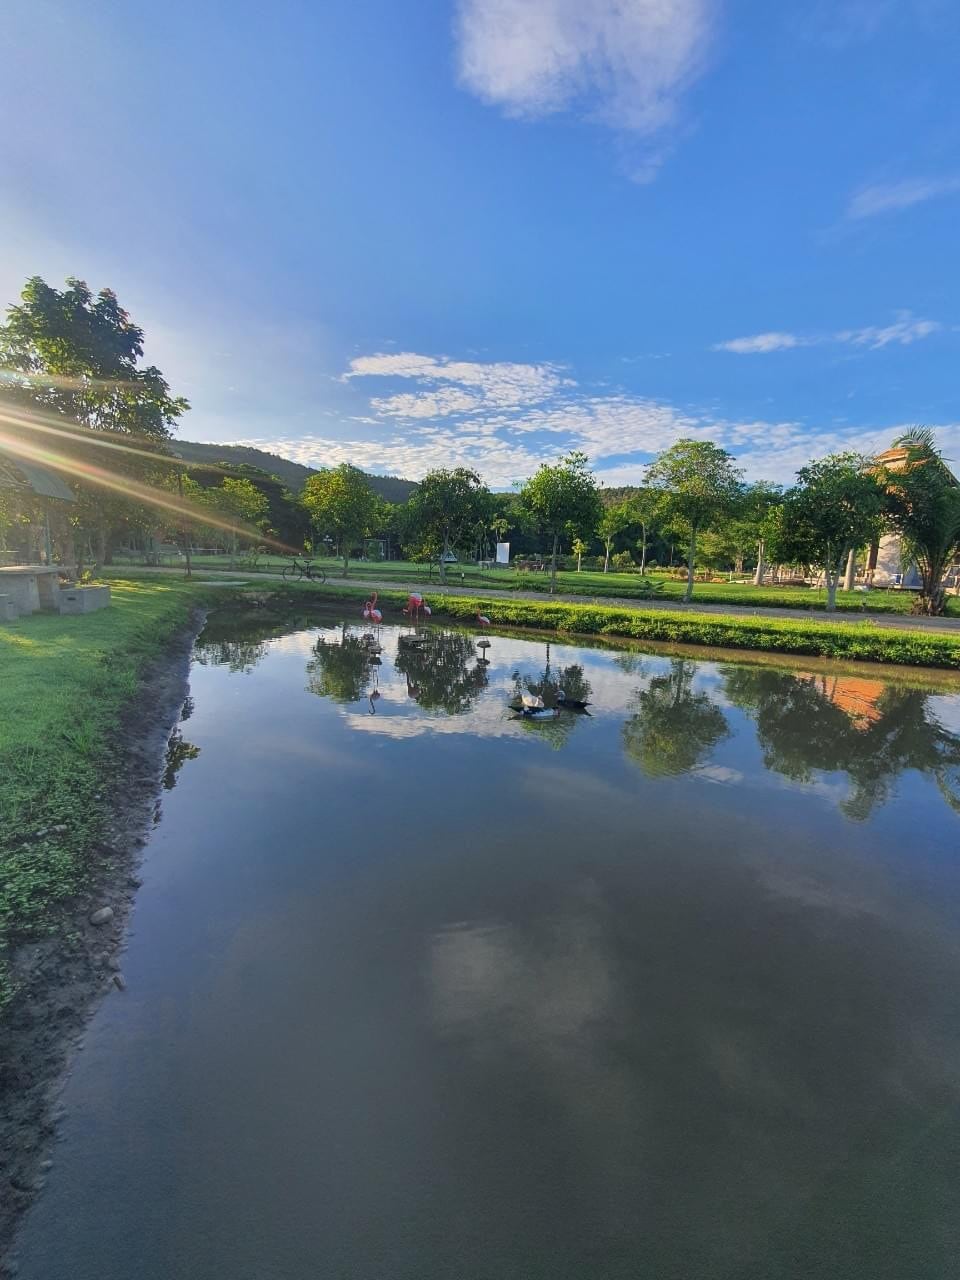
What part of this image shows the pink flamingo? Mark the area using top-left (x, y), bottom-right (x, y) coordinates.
top-left (361, 591), bottom-right (382, 623)
top-left (476, 611), bottom-right (491, 627)
top-left (403, 592), bottom-right (429, 620)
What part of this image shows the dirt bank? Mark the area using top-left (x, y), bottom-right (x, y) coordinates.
top-left (0, 610), bottom-right (207, 1275)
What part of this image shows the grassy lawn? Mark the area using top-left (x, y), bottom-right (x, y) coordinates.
top-left (0, 578), bottom-right (211, 1009)
top-left (131, 553), bottom-right (959, 616)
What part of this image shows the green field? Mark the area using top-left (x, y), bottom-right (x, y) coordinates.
top-left (122, 551), bottom-right (960, 616)
top-left (0, 578), bottom-right (211, 1009)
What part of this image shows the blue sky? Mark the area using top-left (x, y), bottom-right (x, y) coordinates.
top-left (3, 0), bottom-right (958, 485)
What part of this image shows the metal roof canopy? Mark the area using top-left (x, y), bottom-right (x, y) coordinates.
top-left (0, 449), bottom-right (75, 502)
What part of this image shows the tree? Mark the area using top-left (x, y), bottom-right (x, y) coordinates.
top-left (623, 660), bottom-right (729, 777)
top-left (631, 487), bottom-right (660, 574)
top-left (518, 452), bottom-right (602, 592)
top-left (204, 477), bottom-right (269, 558)
top-left (598, 499), bottom-right (634, 573)
top-left (880, 428), bottom-right (960, 616)
top-left (772, 453), bottom-right (884, 611)
top-left (571, 536), bottom-right (587, 571)
top-left (403, 467), bottom-right (490, 584)
top-left (0, 276), bottom-right (188, 565)
top-left (645, 440), bottom-right (743, 603)
top-left (302, 463), bottom-right (378, 576)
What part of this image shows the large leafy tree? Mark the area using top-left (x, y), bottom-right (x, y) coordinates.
top-left (301, 463), bottom-right (378, 576)
top-left (518, 451), bottom-right (602, 592)
top-left (771, 453), bottom-right (884, 611)
top-left (0, 276), bottom-right (188, 563)
top-left (403, 466), bottom-right (490, 584)
top-left (645, 440), bottom-right (743, 602)
top-left (880, 428), bottom-right (960, 616)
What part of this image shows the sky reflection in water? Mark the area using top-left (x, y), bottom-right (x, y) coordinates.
top-left (14, 608), bottom-right (960, 1280)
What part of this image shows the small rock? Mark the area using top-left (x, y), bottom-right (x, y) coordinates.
top-left (112, 972), bottom-right (127, 991)
top-left (9, 1174), bottom-right (37, 1193)
top-left (89, 907), bottom-right (114, 926)
top-left (50, 824), bottom-right (68, 835)
top-left (40, 1159), bottom-right (53, 1172)
top-left (127, 875), bottom-right (143, 889)
top-left (106, 956), bottom-right (122, 972)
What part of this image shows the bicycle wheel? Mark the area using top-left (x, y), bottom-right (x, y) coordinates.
top-left (307, 566), bottom-right (326, 584)
top-left (281, 564), bottom-right (299, 583)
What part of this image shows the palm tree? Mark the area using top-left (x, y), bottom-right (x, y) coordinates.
top-left (880, 427), bottom-right (960, 616)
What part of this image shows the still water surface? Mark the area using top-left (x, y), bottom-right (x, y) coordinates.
top-left (15, 610), bottom-right (960, 1279)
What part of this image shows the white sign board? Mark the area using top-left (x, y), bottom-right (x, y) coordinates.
top-left (496, 541), bottom-right (510, 565)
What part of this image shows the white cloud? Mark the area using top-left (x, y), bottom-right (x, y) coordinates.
top-left (455, 0), bottom-right (715, 172)
top-left (715, 312), bottom-right (942, 354)
top-left (836, 313), bottom-right (942, 349)
top-left (846, 176), bottom-right (960, 220)
top-left (344, 350), bottom-right (570, 416)
top-left (233, 347), bottom-right (960, 490)
top-left (713, 332), bottom-right (804, 355)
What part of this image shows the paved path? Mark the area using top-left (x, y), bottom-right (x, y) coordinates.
top-left (128, 564), bottom-right (960, 636)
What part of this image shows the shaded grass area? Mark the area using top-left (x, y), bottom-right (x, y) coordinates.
top-left (135, 554), bottom-right (960, 616)
top-left (0, 579), bottom-right (211, 1009)
top-left (261, 579), bottom-right (960, 669)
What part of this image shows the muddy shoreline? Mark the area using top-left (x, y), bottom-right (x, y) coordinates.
top-left (0, 609), bottom-right (207, 1275)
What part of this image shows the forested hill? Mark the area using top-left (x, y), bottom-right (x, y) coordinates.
top-left (170, 439), bottom-right (417, 502)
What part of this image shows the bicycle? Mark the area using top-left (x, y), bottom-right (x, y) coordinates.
top-left (282, 556), bottom-right (326, 584)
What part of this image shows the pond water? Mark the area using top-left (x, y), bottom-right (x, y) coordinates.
top-left (14, 610), bottom-right (960, 1280)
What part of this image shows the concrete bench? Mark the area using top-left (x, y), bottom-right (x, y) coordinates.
top-left (0, 593), bottom-right (19, 622)
top-left (59, 585), bottom-right (111, 615)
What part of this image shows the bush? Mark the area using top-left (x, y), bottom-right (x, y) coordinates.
top-left (611, 551), bottom-right (635, 571)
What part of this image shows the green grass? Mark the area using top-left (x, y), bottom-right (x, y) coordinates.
top-left (0, 578), bottom-right (213, 1010)
top-left (126, 553), bottom-right (960, 616)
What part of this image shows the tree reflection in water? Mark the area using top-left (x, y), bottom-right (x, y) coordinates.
top-left (394, 630), bottom-right (488, 714)
top-left (306, 626), bottom-right (377, 703)
top-left (623, 658), bottom-right (729, 777)
top-left (195, 608), bottom-right (314, 674)
top-left (162, 730), bottom-right (201, 790)
top-left (722, 666), bottom-right (960, 819)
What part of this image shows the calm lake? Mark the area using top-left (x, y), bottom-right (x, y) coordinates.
top-left (14, 608), bottom-right (960, 1280)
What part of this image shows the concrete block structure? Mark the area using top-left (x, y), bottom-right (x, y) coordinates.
top-left (58, 585), bottom-right (111, 615)
top-left (0, 594), bottom-right (19, 622)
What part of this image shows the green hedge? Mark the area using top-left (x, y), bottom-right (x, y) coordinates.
top-left (281, 582), bottom-right (960, 669)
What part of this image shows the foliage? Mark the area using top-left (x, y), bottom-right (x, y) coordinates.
top-left (402, 467), bottom-right (491, 582)
top-left (518, 451), bottom-right (602, 592)
top-left (880, 428), bottom-right (960, 616)
top-left (301, 463), bottom-right (379, 575)
top-left (646, 440), bottom-right (743, 602)
top-left (0, 276), bottom-right (188, 564)
top-left (598, 500), bottom-right (635, 572)
top-left (171, 438), bottom-right (416, 501)
top-left (772, 453), bottom-right (885, 611)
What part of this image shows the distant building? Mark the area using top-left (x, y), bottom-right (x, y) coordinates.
top-left (864, 445), bottom-right (959, 588)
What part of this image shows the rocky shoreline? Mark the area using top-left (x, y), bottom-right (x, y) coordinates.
top-left (0, 610), bottom-right (207, 1276)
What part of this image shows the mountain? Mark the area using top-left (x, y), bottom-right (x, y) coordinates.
top-left (170, 439), bottom-right (417, 502)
